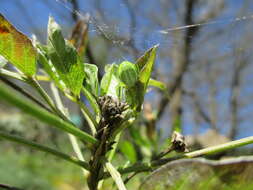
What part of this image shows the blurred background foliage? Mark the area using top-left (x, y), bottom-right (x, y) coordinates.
top-left (1, 0), bottom-right (253, 189)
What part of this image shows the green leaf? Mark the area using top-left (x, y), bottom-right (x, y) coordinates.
top-left (136, 45), bottom-right (158, 88)
top-left (125, 81), bottom-right (145, 111)
top-left (125, 45), bottom-right (158, 111)
top-left (0, 14), bottom-right (36, 76)
top-left (47, 17), bottom-right (66, 57)
top-left (81, 87), bottom-right (100, 115)
top-left (148, 78), bottom-right (166, 91)
top-left (36, 43), bottom-right (66, 91)
top-left (118, 61), bottom-right (139, 88)
top-left (46, 17), bottom-right (85, 96)
top-left (119, 141), bottom-right (137, 163)
top-left (100, 64), bottom-right (120, 98)
top-left (83, 63), bottom-right (99, 97)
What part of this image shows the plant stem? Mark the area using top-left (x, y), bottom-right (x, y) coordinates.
top-left (50, 83), bottom-right (89, 177)
top-left (81, 87), bottom-right (100, 116)
top-left (108, 133), bottom-right (121, 161)
top-left (152, 144), bottom-right (174, 160)
top-left (105, 161), bottom-right (127, 190)
top-left (78, 100), bottom-right (98, 135)
top-left (124, 172), bottom-right (138, 184)
top-left (28, 76), bottom-right (98, 135)
top-left (0, 82), bottom-right (98, 144)
top-left (0, 68), bottom-right (25, 81)
top-left (27, 77), bottom-right (63, 116)
top-left (184, 135), bottom-right (253, 158)
top-left (102, 135), bottom-right (253, 178)
top-left (0, 131), bottom-right (89, 169)
top-left (97, 133), bottom-right (122, 189)
top-left (0, 76), bottom-right (51, 113)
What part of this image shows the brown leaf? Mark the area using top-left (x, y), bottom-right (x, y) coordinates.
top-left (0, 14), bottom-right (36, 76)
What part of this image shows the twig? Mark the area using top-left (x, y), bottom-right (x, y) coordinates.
top-left (156, 0), bottom-right (199, 121)
top-left (122, 0), bottom-right (139, 58)
top-left (124, 172), bottom-right (138, 184)
top-left (69, 0), bottom-right (102, 80)
top-left (152, 144), bottom-right (174, 160)
top-left (102, 135), bottom-right (253, 179)
top-left (183, 90), bottom-right (212, 124)
top-left (228, 54), bottom-right (249, 139)
top-left (70, 0), bottom-right (79, 21)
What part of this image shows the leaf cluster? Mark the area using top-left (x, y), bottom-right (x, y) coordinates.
top-left (0, 13), bottom-right (162, 190)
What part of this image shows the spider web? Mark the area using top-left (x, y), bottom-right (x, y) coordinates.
top-left (55, 0), bottom-right (253, 43)
top-left (53, 0), bottom-right (253, 137)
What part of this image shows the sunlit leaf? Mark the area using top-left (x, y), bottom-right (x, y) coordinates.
top-left (136, 45), bottom-right (158, 88)
top-left (36, 43), bottom-right (66, 91)
top-left (118, 61), bottom-right (139, 88)
top-left (119, 141), bottom-right (137, 163)
top-left (125, 81), bottom-right (145, 111)
top-left (83, 63), bottom-right (99, 97)
top-left (100, 64), bottom-right (120, 98)
top-left (125, 45), bottom-right (158, 111)
top-left (140, 156), bottom-right (253, 190)
top-left (46, 17), bottom-right (85, 96)
top-left (0, 14), bottom-right (36, 76)
top-left (148, 78), bottom-right (166, 91)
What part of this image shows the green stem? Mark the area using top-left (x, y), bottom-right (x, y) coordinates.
top-left (77, 100), bottom-right (98, 134)
top-left (185, 135), bottom-right (253, 158)
top-left (81, 87), bottom-right (100, 116)
top-left (0, 82), bottom-right (98, 144)
top-left (50, 83), bottom-right (89, 177)
top-left (103, 135), bottom-right (253, 178)
top-left (0, 131), bottom-right (89, 169)
top-left (27, 77), bottom-right (63, 116)
top-left (105, 161), bottom-right (127, 190)
top-left (0, 76), bottom-right (51, 113)
top-left (108, 133), bottom-right (121, 161)
top-left (98, 133), bottom-right (122, 189)
top-left (28, 77), bottom-right (98, 135)
top-left (0, 68), bottom-right (25, 81)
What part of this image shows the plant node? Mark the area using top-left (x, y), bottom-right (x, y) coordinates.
top-left (171, 131), bottom-right (189, 153)
top-left (88, 95), bottom-right (129, 190)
